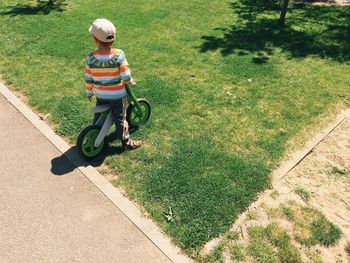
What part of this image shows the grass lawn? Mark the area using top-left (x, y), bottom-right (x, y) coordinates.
top-left (0, 0), bottom-right (349, 256)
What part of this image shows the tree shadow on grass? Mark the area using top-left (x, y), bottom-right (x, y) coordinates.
top-left (199, 0), bottom-right (350, 62)
top-left (1, 0), bottom-right (67, 16)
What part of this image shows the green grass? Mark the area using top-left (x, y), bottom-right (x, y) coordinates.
top-left (0, 0), bottom-right (349, 254)
top-left (248, 223), bottom-right (302, 263)
top-left (201, 231), bottom-right (239, 262)
top-left (270, 190), bottom-right (279, 199)
top-left (345, 242), bottom-right (350, 256)
top-left (306, 250), bottom-right (323, 263)
top-left (331, 166), bottom-right (349, 177)
top-left (295, 187), bottom-right (311, 203)
top-left (283, 201), bottom-right (342, 247)
top-left (309, 215), bottom-right (342, 247)
top-left (246, 210), bottom-right (260, 221)
top-left (52, 95), bottom-right (90, 136)
top-left (230, 244), bottom-right (246, 262)
top-left (203, 245), bottom-right (225, 263)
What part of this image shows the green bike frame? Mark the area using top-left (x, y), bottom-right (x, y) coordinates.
top-left (125, 84), bottom-right (143, 116)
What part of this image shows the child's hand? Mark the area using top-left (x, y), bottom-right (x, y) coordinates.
top-left (129, 79), bottom-right (137, 86)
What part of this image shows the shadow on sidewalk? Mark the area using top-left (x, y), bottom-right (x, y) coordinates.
top-left (51, 135), bottom-right (126, 176)
top-left (51, 127), bottom-right (141, 176)
top-left (51, 147), bottom-right (96, 176)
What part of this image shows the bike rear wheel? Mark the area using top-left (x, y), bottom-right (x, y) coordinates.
top-left (77, 125), bottom-right (105, 160)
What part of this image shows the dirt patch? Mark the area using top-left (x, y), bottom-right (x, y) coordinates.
top-left (201, 113), bottom-right (350, 262)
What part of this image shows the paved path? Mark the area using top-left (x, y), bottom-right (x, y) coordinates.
top-left (0, 93), bottom-right (171, 263)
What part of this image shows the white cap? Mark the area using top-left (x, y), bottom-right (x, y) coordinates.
top-left (89, 18), bottom-right (116, 43)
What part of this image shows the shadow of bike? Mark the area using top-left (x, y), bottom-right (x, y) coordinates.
top-left (50, 131), bottom-right (131, 176)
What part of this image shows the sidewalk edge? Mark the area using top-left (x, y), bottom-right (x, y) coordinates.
top-left (0, 83), bottom-right (191, 263)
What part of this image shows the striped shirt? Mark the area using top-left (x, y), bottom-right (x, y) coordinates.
top-left (84, 48), bottom-right (132, 100)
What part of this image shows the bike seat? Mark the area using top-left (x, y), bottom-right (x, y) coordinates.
top-left (92, 104), bottom-right (111, 113)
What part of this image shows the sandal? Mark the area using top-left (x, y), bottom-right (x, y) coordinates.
top-left (122, 139), bottom-right (142, 150)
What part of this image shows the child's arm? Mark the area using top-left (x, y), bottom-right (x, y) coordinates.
top-left (84, 64), bottom-right (94, 99)
top-left (118, 51), bottom-right (136, 86)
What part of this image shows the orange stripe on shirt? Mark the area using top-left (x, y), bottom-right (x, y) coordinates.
top-left (119, 64), bottom-right (129, 73)
top-left (90, 68), bottom-right (119, 73)
top-left (95, 84), bottom-right (125, 91)
top-left (91, 71), bottom-right (120, 77)
top-left (85, 83), bottom-right (93, 91)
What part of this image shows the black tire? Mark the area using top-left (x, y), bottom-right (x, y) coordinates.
top-left (76, 125), bottom-right (105, 161)
top-left (126, 98), bottom-right (152, 128)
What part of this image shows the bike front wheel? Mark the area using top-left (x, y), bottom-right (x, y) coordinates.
top-left (126, 98), bottom-right (152, 128)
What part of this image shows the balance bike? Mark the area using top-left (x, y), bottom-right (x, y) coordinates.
top-left (76, 85), bottom-right (151, 160)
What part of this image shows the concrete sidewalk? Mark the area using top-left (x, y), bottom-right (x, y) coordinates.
top-left (0, 93), bottom-right (171, 262)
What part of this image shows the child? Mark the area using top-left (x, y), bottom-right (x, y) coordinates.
top-left (84, 18), bottom-right (141, 150)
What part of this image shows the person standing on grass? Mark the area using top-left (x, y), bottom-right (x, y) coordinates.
top-left (84, 18), bottom-right (141, 150)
